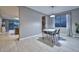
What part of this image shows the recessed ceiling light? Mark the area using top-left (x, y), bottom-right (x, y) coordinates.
top-left (13, 17), bottom-right (19, 20)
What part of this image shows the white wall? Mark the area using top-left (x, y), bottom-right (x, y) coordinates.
top-left (71, 9), bottom-right (79, 35)
top-left (0, 17), bottom-right (2, 32)
top-left (45, 16), bottom-right (50, 29)
top-left (19, 7), bottom-right (45, 38)
top-left (0, 17), bottom-right (2, 27)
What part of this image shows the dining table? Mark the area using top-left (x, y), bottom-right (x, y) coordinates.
top-left (43, 29), bottom-right (57, 43)
top-left (43, 29), bottom-right (56, 33)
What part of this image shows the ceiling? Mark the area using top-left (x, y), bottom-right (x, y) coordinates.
top-left (27, 6), bottom-right (79, 15)
top-left (0, 6), bottom-right (19, 19)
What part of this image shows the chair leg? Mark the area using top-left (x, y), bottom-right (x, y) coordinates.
top-left (42, 32), bottom-right (44, 39)
top-left (53, 34), bottom-right (58, 45)
top-left (58, 34), bottom-right (60, 40)
top-left (51, 36), bottom-right (55, 45)
top-left (51, 35), bottom-right (53, 43)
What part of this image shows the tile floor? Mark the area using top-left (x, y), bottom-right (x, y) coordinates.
top-left (0, 33), bottom-right (79, 52)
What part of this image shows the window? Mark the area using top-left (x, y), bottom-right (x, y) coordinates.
top-left (55, 15), bottom-right (66, 27)
top-left (9, 20), bottom-right (19, 30)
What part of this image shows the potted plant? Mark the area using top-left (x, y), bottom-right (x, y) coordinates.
top-left (75, 22), bottom-right (79, 33)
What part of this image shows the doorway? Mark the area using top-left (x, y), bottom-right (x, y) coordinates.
top-left (0, 6), bottom-right (20, 40)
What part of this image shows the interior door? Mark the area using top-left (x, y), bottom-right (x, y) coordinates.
top-left (42, 16), bottom-right (46, 32)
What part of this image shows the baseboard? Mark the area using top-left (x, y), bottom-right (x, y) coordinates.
top-left (73, 33), bottom-right (79, 38)
top-left (20, 33), bottom-right (42, 40)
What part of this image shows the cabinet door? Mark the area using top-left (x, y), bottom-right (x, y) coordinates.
top-left (15, 28), bottom-right (19, 34)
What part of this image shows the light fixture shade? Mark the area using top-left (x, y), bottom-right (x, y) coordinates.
top-left (51, 6), bottom-right (54, 8)
top-left (50, 15), bottom-right (55, 17)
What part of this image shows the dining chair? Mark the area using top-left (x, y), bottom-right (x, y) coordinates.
top-left (43, 31), bottom-right (50, 39)
top-left (42, 30), bottom-right (49, 39)
top-left (56, 29), bottom-right (60, 39)
top-left (50, 29), bottom-right (60, 45)
top-left (49, 30), bottom-right (57, 43)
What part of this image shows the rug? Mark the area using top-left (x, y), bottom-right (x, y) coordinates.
top-left (37, 37), bottom-right (54, 47)
top-left (37, 36), bottom-right (66, 47)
